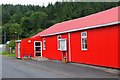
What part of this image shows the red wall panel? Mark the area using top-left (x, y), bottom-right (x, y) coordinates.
top-left (20, 38), bottom-right (34, 58)
top-left (16, 36), bottom-right (42, 59)
top-left (42, 34), bottom-right (69, 61)
top-left (70, 25), bottom-right (119, 68)
top-left (20, 37), bottom-right (41, 58)
top-left (118, 25), bottom-right (120, 68)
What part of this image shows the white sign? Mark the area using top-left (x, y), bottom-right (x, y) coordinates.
top-left (59, 39), bottom-right (67, 51)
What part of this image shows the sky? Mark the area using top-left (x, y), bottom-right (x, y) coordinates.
top-left (1, 0), bottom-right (62, 6)
top-left (1, 0), bottom-right (119, 6)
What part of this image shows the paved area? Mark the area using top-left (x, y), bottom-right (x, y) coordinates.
top-left (0, 55), bottom-right (2, 79)
top-left (2, 56), bottom-right (119, 78)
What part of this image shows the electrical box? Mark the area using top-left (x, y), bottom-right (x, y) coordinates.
top-left (59, 39), bottom-right (67, 51)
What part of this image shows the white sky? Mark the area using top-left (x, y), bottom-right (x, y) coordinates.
top-left (1, 0), bottom-right (62, 6)
top-left (1, 0), bottom-right (119, 6)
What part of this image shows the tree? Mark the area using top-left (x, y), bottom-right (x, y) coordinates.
top-left (29, 11), bottom-right (48, 28)
top-left (3, 23), bottom-right (22, 40)
top-left (1, 2), bottom-right (119, 42)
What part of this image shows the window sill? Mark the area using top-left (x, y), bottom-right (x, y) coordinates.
top-left (81, 49), bottom-right (88, 51)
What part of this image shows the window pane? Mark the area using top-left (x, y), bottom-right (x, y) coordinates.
top-left (35, 42), bottom-right (40, 46)
top-left (35, 47), bottom-right (41, 51)
top-left (44, 42), bottom-right (46, 48)
top-left (82, 32), bottom-right (86, 36)
top-left (57, 35), bottom-right (62, 50)
top-left (35, 52), bottom-right (41, 56)
top-left (85, 43), bottom-right (87, 49)
top-left (43, 39), bottom-right (46, 50)
top-left (85, 38), bottom-right (87, 44)
top-left (58, 40), bottom-right (60, 49)
top-left (82, 44), bottom-right (84, 49)
top-left (82, 38), bottom-right (84, 43)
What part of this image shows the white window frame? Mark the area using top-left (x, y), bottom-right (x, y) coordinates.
top-left (43, 38), bottom-right (46, 50)
top-left (57, 35), bottom-right (62, 50)
top-left (81, 31), bottom-right (87, 50)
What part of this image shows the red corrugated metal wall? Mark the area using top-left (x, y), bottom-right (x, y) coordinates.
top-left (19, 37), bottom-right (41, 58)
top-left (16, 25), bottom-right (119, 68)
top-left (20, 38), bottom-right (34, 58)
top-left (16, 36), bottom-right (42, 59)
top-left (118, 25), bottom-right (120, 68)
top-left (70, 25), bottom-right (119, 68)
top-left (42, 25), bottom-right (119, 68)
top-left (42, 34), bottom-right (69, 61)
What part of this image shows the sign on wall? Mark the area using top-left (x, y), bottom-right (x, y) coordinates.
top-left (59, 39), bottom-right (67, 51)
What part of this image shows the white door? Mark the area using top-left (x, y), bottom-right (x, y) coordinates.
top-left (34, 41), bottom-right (42, 57)
top-left (18, 43), bottom-right (20, 58)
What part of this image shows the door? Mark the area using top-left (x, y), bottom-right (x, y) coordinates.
top-left (59, 39), bottom-right (68, 62)
top-left (18, 43), bottom-right (20, 58)
top-left (34, 41), bottom-right (42, 57)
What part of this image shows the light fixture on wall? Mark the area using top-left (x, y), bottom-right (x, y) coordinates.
top-left (28, 40), bottom-right (31, 43)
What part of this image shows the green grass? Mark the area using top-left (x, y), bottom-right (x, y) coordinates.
top-left (7, 53), bottom-right (16, 57)
top-left (1, 51), bottom-right (9, 55)
top-left (1, 51), bottom-right (16, 57)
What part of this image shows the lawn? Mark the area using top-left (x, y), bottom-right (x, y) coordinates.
top-left (1, 51), bottom-right (16, 57)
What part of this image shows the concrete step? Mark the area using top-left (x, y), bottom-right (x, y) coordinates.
top-left (32, 56), bottom-right (48, 61)
top-left (22, 57), bottom-right (32, 60)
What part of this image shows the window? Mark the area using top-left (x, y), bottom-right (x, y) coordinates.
top-left (59, 39), bottom-right (67, 51)
top-left (81, 32), bottom-right (87, 50)
top-left (57, 35), bottom-right (62, 50)
top-left (43, 38), bottom-right (46, 50)
top-left (35, 42), bottom-right (40, 46)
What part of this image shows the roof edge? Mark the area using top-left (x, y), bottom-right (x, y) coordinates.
top-left (41, 21), bottom-right (120, 37)
top-left (15, 40), bottom-right (21, 43)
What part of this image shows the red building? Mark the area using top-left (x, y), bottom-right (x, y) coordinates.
top-left (16, 36), bottom-right (42, 59)
top-left (16, 6), bottom-right (120, 69)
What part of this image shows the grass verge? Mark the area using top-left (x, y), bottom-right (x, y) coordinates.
top-left (1, 51), bottom-right (16, 57)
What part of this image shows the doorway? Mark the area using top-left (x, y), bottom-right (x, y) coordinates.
top-left (17, 42), bottom-right (20, 58)
top-left (34, 41), bottom-right (42, 57)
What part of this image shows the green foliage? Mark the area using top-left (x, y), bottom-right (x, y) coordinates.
top-left (29, 11), bottom-right (48, 29)
top-left (0, 5), bottom-right (2, 26)
top-left (20, 11), bottom-right (47, 38)
top-left (3, 23), bottom-right (22, 40)
top-left (1, 2), bottom-right (119, 43)
top-left (8, 40), bottom-right (16, 49)
top-left (0, 27), bottom-right (2, 44)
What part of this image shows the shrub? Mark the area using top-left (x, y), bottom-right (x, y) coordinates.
top-left (8, 40), bottom-right (16, 50)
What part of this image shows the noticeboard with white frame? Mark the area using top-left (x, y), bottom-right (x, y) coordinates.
top-left (59, 39), bottom-right (67, 51)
